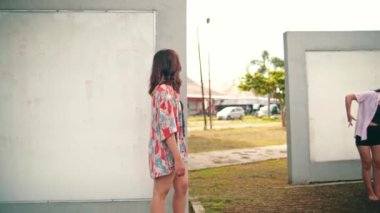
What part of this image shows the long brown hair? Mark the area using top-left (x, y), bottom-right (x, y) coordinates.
top-left (149, 49), bottom-right (182, 95)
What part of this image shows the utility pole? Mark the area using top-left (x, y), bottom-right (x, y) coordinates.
top-left (207, 17), bottom-right (212, 130)
top-left (197, 27), bottom-right (207, 130)
top-left (208, 51), bottom-right (212, 129)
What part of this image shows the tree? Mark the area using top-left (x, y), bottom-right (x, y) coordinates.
top-left (250, 50), bottom-right (270, 74)
top-left (238, 50), bottom-right (286, 126)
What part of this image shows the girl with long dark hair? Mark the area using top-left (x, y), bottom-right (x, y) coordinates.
top-left (148, 49), bottom-right (188, 213)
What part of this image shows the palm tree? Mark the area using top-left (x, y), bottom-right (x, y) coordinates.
top-left (248, 50), bottom-right (276, 117)
top-left (239, 50), bottom-right (285, 126)
top-left (250, 50), bottom-right (270, 74)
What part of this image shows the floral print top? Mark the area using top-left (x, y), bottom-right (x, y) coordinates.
top-left (149, 84), bottom-right (187, 178)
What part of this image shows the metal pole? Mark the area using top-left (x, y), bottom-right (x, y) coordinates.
top-left (206, 18), bottom-right (212, 130)
top-left (197, 27), bottom-right (207, 130)
top-left (208, 52), bottom-right (212, 129)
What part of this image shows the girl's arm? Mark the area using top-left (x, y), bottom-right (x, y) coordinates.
top-left (345, 94), bottom-right (357, 126)
top-left (165, 134), bottom-right (186, 177)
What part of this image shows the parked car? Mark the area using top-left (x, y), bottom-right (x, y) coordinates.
top-left (216, 106), bottom-right (245, 120)
top-left (256, 104), bottom-right (280, 118)
top-left (244, 104), bottom-right (262, 115)
top-left (252, 103), bottom-right (264, 114)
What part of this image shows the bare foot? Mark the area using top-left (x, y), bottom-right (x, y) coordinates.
top-left (369, 194), bottom-right (379, 201)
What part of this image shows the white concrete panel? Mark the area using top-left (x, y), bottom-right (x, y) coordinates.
top-left (284, 31), bottom-right (380, 184)
top-left (306, 51), bottom-right (380, 162)
top-left (0, 11), bottom-right (154, 201)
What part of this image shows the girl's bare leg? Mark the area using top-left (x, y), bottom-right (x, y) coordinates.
top-left (151, 172), bottom-right (176, 213)
top-left (173, 170), bottom-right (188, 213)
top-left (371, 145), bottom-right (380, 198)
top-left (358, 146), bottom-right (379, 201)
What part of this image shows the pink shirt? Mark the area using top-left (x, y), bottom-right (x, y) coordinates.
top-left (355, 91), bottom-right (380, 140)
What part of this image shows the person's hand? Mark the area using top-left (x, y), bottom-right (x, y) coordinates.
top-left (347, 114), bottom-right (356, 127)
top-left (369, 122), bottom-right (379, 127)
top-left (175, 159), bottom-right (186, 177)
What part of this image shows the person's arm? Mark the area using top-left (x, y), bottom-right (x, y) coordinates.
top-left (345, 94), bottom-right (357, 127)
top-left (165, 135), bottom-right (186, 177)
top-left (156, 87), bottom-right (186, 177)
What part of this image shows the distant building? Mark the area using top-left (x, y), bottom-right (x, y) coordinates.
top-left (187, 78), bottom-right (224, 115)
top-left (187, 78), bottom-right (270, 115)
top-left (215, 79), bottom-right (268, 114)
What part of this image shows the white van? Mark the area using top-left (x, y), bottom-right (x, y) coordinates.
top-left (256, 104), bottom-right (280, 118)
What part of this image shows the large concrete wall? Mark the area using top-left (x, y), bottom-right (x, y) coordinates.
top-left (0, 1), bottom-right (187, 89)
top-left (284, 31), bottom-right (380, 184)
top-left (0, 1), bottom-right (186, 213)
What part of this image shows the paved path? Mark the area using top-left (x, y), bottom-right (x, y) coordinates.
top-left (188, 144), bottom-right (287, 170)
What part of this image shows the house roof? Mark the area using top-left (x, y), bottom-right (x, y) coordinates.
top-left (187, 78), bottom-right (225, 98)
top-left (220, 78), bottom-right (257, 98)
top-left (186, 78), bottom-right (268, 103)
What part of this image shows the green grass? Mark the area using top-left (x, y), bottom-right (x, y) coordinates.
top-left (189, 159), bottom-right (287, 212)
top-left (188, 115), bottom-right (279, 128)
top-left (188, 126), bottom-right (286, 153)
top-left (187, 116), bottom-right (376, 212)
top-left (189, 159), bottom-right (373, 212)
